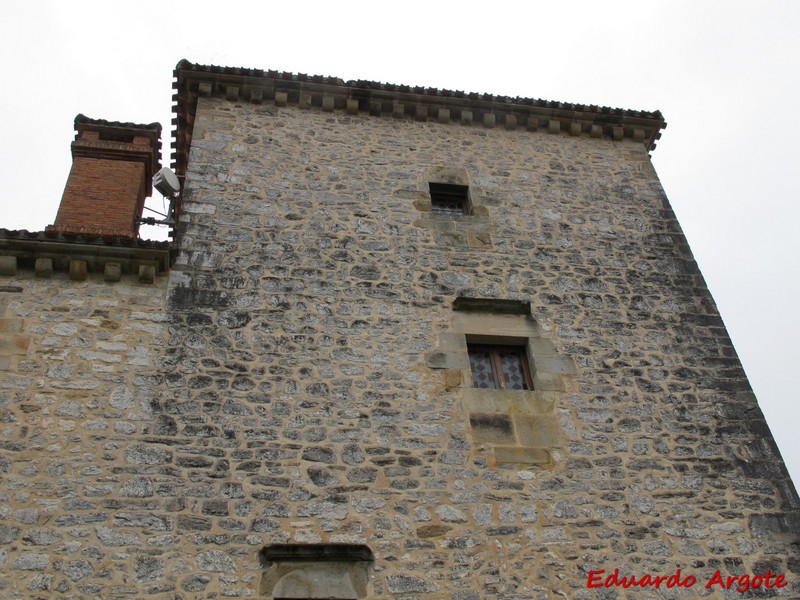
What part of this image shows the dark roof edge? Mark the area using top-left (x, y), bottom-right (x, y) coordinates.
top-left (75, 113), bottom-right (162, 135)
top-left (173, 59), bottom-right (663, 120)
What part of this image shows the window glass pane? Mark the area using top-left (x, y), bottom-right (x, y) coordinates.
top-left (431, 197), bottom-right (465, 215)
top-left (430, 183), bottom-right (469, 215)
top-left (468, 348), bottom-right (496, 389)
top-left (500, 349), bottom-right (528, 390)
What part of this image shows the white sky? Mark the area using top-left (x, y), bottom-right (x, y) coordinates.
top-left (2, 1), bottom-right (798, 484)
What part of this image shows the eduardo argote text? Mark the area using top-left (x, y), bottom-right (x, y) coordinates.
top-left (587, 567), bottom-right (787, 593)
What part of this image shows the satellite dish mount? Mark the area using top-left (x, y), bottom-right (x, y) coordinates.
top-left (138, 167), bottom-right (181, 227)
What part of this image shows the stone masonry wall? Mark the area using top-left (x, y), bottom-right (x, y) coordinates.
top-left (163, 98), bottom-right (799, 597)
top-left (0, 275), bottom-right (170, 598)
top-left (1, 94), bottom-right (798, 598)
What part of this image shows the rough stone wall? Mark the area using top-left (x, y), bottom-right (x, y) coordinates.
top-left (162, 97), bottom-right (798, 597)
top-left (1, 94), bottom-right (798, 598)
top-left (0, 275), bottom-right (170, 598)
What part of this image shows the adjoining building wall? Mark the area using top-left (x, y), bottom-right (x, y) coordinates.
top-left (1, 81), bottom-right (798, 598)
top-left (0, 273), bottom-right (170, 597)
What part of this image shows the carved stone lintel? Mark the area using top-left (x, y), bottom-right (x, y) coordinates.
top-left (261, 544), bottom-right (374, 563)
top-left (453, 297), bottom-right (530, 314)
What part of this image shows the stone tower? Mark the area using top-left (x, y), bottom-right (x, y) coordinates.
top-left (0, 59), bottom-right (797, 598)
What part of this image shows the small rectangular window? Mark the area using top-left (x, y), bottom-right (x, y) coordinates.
top-left (429, 183), bottom-right (470, 215)
top-left (468, 344), bottom-right (533, 390)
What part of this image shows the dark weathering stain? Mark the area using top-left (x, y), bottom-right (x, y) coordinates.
top-left (469, 413), bottom-right (513, 435)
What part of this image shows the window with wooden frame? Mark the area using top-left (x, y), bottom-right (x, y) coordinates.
top-left (429, 183), bottom-right (470, 215)
top-left (467, 344), bottom-right (533, 390)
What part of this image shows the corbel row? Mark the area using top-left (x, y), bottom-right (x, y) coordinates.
top-left (194, 81), bottom-right (653, 146)
top-left (0, 256), bottom-right (158, 284)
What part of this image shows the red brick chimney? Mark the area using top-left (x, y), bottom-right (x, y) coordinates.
top-left (49, 115), bottom-right (161, 238)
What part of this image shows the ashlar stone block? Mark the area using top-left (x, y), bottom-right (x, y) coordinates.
top-left (462, 388), bottom-right (555, 416)
top-left (494, 446), bottom-right (550, 465)
top-left (469, 413), bottom-right (515, 445)
top-left (104, 262), bottom-right (122, 283)
top-left (513, 414), bottom-right (561, 448)
top-left (69, 260), bottom-right (87, 281)
top-left (0, 256), bottom-right (18, 276)
top-left (138, 265), bottom-right (156, 284)
top-left (34, 258), bottom-right (53, 278)
top-left (0, 318), bottom-right (23, 334)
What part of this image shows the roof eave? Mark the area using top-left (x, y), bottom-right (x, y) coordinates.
top-left (170, 59), bottom-right (667, 191)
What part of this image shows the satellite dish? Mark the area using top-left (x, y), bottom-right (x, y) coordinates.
top-left (153, 167), bottom-right (180, 197)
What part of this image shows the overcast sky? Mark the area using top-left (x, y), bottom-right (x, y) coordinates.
top-left (2, 1), bottom-right (798, 484)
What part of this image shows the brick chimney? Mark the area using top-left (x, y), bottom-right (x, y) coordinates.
top-left (49, 115), bottom-right (161, 238)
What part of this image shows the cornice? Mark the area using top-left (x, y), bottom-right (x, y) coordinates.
top-left (171, 60), bottom-right (667, 197)
top-left (0, 229), bottom-right (173, 283)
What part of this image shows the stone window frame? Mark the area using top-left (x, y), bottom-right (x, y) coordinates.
top-left (408, 167), bottom-right (495, 249)
top-left (429, 182), bottom-right (472, 216)
top-left (426, 298), bottom-right (576, 466)
top-left (259, 544), bottom-right (374, 599)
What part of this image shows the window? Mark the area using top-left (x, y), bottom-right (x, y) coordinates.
top-left (468, 344), bottom-right (533, 390)
top-left (429, 183), bottom-right (470, 215)
top-left (260, 544), bottom-right (372, 599)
